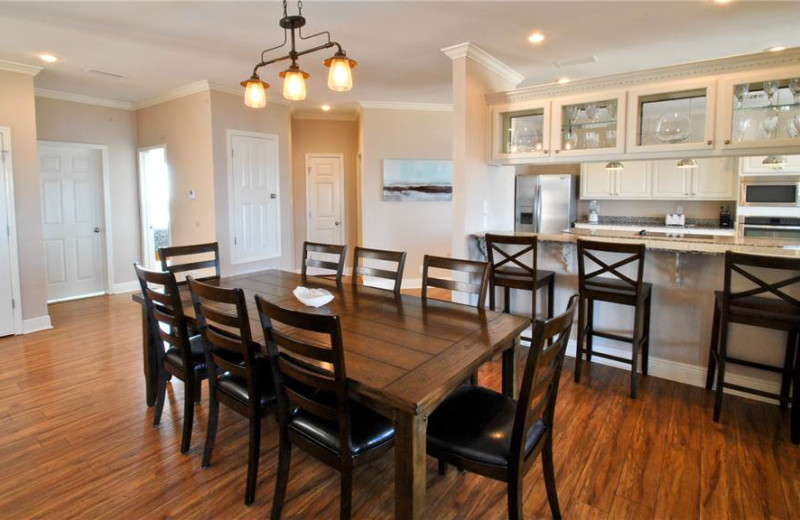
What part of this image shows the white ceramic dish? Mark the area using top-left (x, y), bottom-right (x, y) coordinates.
top-left (293, 286), bottom-right (334, 308)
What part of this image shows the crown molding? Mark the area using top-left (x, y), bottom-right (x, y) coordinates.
top-left (487, 47), bottom-right (800, 105)
top-left (441, 42), bottom-right (524, 87)
top-left (134, 80), bottom-right (211, 110)
top-left (207, 81), bottom-right (290, 106)
top-left (35, 88), bottom-right (135, 110)
top-left (292, 110), bottom-right (358, 122)
top-left (0, 60), bottom-right (42, 76)
top-left (359, 101), bottom-right (453, 112)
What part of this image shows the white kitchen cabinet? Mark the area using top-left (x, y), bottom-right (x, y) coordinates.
top-left (489, 100), bottom-right (551, 164)
top-left (551, 90), bottom-right (626, 159)
top-left (580, 163), bottom-right (614, 198)
top-left (740, 155), bottom-right (800, 174)
top-left (652, 160), bottom-right (691, 199)
top-left (692, 158), bottom-right (737, 199)
top-left (580, 161), bottom-right (650, 199)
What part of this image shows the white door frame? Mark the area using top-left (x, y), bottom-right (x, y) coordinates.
top-left (38, 140), bottom-right (114, 296)
top-left (305, 153), bottom-right (346, 244)
top-left (137, 144), bottom-right (171, 269)
top-left (1, 127), bottom-right (23, 334)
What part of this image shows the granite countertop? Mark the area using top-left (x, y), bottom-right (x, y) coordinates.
top-left (576, 216), bottom-right (725, 229)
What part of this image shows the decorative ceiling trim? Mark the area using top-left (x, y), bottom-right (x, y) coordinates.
top-left (292, 110), bottom-right (358, 122)
top-left (359, 101), bottom-right (453, 112)
top-left (35, 88), bottom-right (135, 111)
top-left (207, 82), bottom-right (290, 106)
top-left (487, 47), bottom-right (800, 104)
top-left (134, 80), bottom-right (211, 110)
top-left (441, 42), bottom-right (524, 87)
top-left (0, 60), bottom-right (42, 76)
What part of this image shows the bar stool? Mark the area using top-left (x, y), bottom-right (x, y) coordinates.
top-left (485, 234), bottom-right (555, 345)
top-left (575, 240), bottom-right (652, 399)
top-left (705, 251), bottom-right (800, 444)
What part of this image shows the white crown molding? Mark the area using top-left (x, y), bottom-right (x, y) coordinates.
top-left (441, 42), bottom-right (524, 87)
top-left (487, 46), bottom-right (800, 105)
top-left (35, 88), bottom-right (135, 111)
top-left (207, 81), bottom-right (290, 106)
top-left (292, 110), bottom-right (358, 122)
top-left (0, 59), bottom-right (43, 76)
top-left (359, 101), bottom-right (453, 112)
top-left (134, 80), bottom-right (211, 110)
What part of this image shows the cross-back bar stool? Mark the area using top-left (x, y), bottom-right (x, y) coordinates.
top-left (575, 240), bottom-right (652, 398)
top-left (706, 251), bottom-right (800, 444)
top-left (485, 234), bottom-right (555, 343)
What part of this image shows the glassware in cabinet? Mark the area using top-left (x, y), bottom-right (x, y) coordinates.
top-left (490, 100), bottom-right (551, 163)
top-left (551, 91), bottom-right (626, 157)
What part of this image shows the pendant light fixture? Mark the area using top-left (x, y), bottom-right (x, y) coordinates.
top-left (762, 155), bottom-right (786, 170)
top-left (676, 158), bottom-right (698, 169)
top-left (605, 161), bottom-right (624, 171)
top-left (241, 0), bottom-right (357, 107)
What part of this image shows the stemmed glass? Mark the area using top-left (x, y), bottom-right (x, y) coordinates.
top-left (606, 101), bottom-right (617, 122)
top-left (566, 105), bottom-right (579, 123)
top-left (734, 83), bottom-right (749, 109)
top-left (763, 81), bottom-right (779, 106)
top-left (789, 79), bottom-right (800, 104)
top-left (734, 118), bottom-right (751, 142)
top-left (585, 103), bottom-right (600, 122)
top-left (760, 114), bottom-right (779, 140)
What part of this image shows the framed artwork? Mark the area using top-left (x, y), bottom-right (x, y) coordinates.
top-left (382, 159), bottom-right (453, 201)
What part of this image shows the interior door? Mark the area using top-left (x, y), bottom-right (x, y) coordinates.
top-left (0, 131), bottom-right (15, 335)
top-left (39, 144), bottom-right (106, 302)
top-left (307, 155), bottom-right (344, 244)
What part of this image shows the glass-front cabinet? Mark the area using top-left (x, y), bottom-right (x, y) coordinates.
top-left (551, 91), bottom-right (626, 157)
top-left (626, 80), bottom-right (716, 153)
top-left (719, 70), bottom-right (800, 150)
top-left (490, 100), bottom-right (551, 162)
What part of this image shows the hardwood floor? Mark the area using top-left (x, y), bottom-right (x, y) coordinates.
top-left (0, 293), bottom-right (798, 519)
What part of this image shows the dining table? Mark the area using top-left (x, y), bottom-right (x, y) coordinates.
top-left (132, 269), bottom-right (530, 519)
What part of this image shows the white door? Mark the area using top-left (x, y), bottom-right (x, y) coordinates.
top-left (39, 144), bottom-right (106, 301)
top-left (306, 155), bottom-right (344, 244)
top-left (651, 160), bottom-right (691, 199)
top-left (580, 163), bottom-right (614, 199)
top-left (0, 131), bottom-right (16, 335)
top-left (230, 132), bottom-right (281, 263)
top-left (615, 161), bottom-right (651, 199)
top-left (138, 146), bottom-right (170, 269)
top-left (692, 158), bottom-right (737, 200)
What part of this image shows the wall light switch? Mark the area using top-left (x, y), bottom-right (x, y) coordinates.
top-left (188, 189), bottom-right (197, 200)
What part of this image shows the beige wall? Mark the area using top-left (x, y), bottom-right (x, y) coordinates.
top-left (0, 70), bottom-right (47, 322)
top-left (136, 91), bottom-right (216, 249)
top-left (209, 90), bottom-right (294, 274)
top-left (291, 118), bottom-right (358, 266)
top-left (35, 97), bottom-right (140, 285)
top-left (360, 108), bottom-right (453, 281)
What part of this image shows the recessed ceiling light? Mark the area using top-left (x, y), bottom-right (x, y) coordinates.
top-left (528, 32), bottom-right (545, 44)
top-left (712, 0), bottom-right (732, 4)
top-left (557, 77), bottom-right (570, 84)
top-left (321, 104), bottom-right (331, 112)
top-left (38, 53), bottom-right (58, 63)
top-left (766, 46), bottom-right (787, 52)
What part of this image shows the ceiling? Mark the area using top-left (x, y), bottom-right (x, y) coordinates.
top-left (1, 1), bottom-right (799, 110)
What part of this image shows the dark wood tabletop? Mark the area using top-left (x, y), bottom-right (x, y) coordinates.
top-left (133, 269), bottom-right (529, 519)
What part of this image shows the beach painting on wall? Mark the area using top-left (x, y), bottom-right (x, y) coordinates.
top-left (382, 159), bottom-right (453, 202)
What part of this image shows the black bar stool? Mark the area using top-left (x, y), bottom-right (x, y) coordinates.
top-left (575, 240), bottom-right (652, 399)
top-left (705, 251), bottom-right (800, 444)
top-left (485, 234), bottom-right (555, 344)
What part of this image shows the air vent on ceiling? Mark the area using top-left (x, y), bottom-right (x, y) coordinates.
top-left (83, 68), bottom-right (126, 79)
top-left (554, 56), bottom-right (599, 69)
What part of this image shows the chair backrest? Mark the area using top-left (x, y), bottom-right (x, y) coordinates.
top-left (187, 277), bottom-right (261, 409)
top-left (722, 251), bottom-right (800, 312)
top-left (486, 234), bottom-right (538, 280)
top-left (159, 242), bottom-right (221, 284)
top-left (351, 246), bottom-right (407, 294)
top-left (577, 239), bottom-right (646, 294)
top-left (511, 294), bottom-right (578, 470)
top-left (302, 241), bottom-right (347, 285)
top-left (135, 263), bottom-right (193, 370)
top-left (255, 295), bottom-right (355, 457)
top-left (422, 255), bottom-right (490, 308)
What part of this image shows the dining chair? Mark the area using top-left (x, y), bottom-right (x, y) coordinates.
top-left (427, 295), bottom-right (579, 520)
top-left (302, 241), bottom-right (347, 285)
top-left (351, 246), bottom-right (407, 294)
top-left (421, 254), bottom-right (491, 308)
top-left (187, 277), bottom-right (278, 506)
top-left (159, 242), bottom-right (221, 283)
top-left (255, 295), bottom-right (395, 520)
top-left (135, 263), bottom-right (209, 454)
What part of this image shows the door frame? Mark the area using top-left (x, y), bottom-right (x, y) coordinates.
top-left (305, 153), bottom-right (346, 244)
top-left (38, 140), bottom-right (113, 298)
top-left (0, 127), bottom-right (23, 334)
top-left (137, 144), bottom-right (171, 269)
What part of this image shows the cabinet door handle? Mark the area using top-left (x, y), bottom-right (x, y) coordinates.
top-left (543, 150), bottom-right (549, 154)
top-left (555, 150), bottom-right (560, 154)
top-left (706, 140), bottom-right (713, 146)
top-left (724, 139), bottom-right (731, 145)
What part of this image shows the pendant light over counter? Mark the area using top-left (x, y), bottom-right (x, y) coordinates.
top-left (241, 0), bottom-right (357, 108)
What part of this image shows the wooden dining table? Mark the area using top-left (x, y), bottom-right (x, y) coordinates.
top-left (132, 269), bottom-right (529, 519)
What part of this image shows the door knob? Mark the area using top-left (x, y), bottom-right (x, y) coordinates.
top-left (93, 227), bottom-right (101, 233)
top-left (335, 221), bottom-right (340, 226)
top-left (270, 193), bottom-right (277, 199)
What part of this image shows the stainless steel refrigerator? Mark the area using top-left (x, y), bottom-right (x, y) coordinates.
top-left (514, 174), bottom-right (577, 233)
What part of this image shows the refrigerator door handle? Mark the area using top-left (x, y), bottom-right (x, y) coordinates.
top-left (535, 183), bottom-right (543, 233)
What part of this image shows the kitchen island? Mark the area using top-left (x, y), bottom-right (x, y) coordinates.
top-left (472, 228), bottom-right (800, 401)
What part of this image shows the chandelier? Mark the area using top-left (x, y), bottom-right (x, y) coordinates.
top-left (241, 0), bottom-right (357, 108)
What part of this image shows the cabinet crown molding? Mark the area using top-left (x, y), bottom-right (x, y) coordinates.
top-left (441, 42), bottom-right (525, 87)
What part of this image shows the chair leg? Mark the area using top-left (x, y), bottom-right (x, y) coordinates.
top-left (503, 287), bottom-right (511, 314)
top-left (542, 437), bottom-right (561, 520)
top-left (245, 416), bottom-right (262, 506)
top-left (340, 468), bottom-right (353, 520)
top-left (202, 389), bottom-right (219, 468)
top-left (706, 303), bottom-right (721, 390)
top-left (153, 367), bottom-right (168, 427)
top-left (271, 433), bottom-right (292, 520)
top-left (507, 473), bottom-right (523, 520)
top-left (713, 316), bottom-right (730, 422)
top-left (641, 295), bottom-right (651, 377)
top-left (194, 376), bottom-right (202, 404)
top-left (792, 344), bottom-right (799, 445)
top-left (586, 299), bottom-right (594, 362)
top-left (630, 305), bottom-right (640, 400)
top-left (438, 460), bottom-right (447, 476)
top-left (574, 296), bottom-right (585, 383)
top-left (547, 279), bottom-right (555, 320)
top-left (489, 280), bottom-right (496, 312)
top-left (780, 333), bottom-right (796, 409)
top-left (180, 377), bottom-right (195, 454)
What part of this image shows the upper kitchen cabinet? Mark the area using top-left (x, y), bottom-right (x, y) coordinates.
top-left (551, 91), bottom-right (626, 158)
top-left (489, 100), bottom-right (551, 163)
top-left (626, 79), bottom-right (717, 154)
top-left (740, 154), bottom-right (800, 174)
top-left (719, 70), bottom-right (800, 151)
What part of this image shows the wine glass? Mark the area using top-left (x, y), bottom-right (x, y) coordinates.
top-left (787, 119), bottom-right (799, 139)
top-left (606, 102), bottom-right (617, 121)
top-left (760, 114), bottom-right (779, 140)
top-left (789, 79), bottom-right (800, 104)
top-left (566, 105), bottom-right (579, 123)
top-left (605, 128), bottom-right (617, 147)
top-left (563, 130), bottom-right (578, 150)
top-left (656, 112), bottom-right (693, 143)
top-left (734, 118), bottom-right (751, 142)
top-left (584, 132), bottom-right (601, 149)
top-left (763, 81), bottom-right (779, 106)
top-left (734, 83), bottom-right (749, 109)
top-left (585, 103), bottom-right (600, 122)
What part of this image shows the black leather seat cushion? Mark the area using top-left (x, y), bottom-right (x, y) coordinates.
top-left (216, 359), bottom-right (277, 410)
top-left (714, 291), bottom-right (800, 326)
top-left (427, 385), bottom-right (546, 468)
top-left (165, 335), bottom-right (209, 372)
top-left (289, 393), bottom-right (395, 456)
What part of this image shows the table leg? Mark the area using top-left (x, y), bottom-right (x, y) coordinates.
top-left (142, 306), bottom-right (158, 407)
top-left (502, 336), bottom-right (520, 399)
top-left (394, 411), bottom-right (427, 520)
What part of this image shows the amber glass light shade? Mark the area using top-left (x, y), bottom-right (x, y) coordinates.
top-left (240, 76), bottom-right (269, 108)
top-left (324, 53), bottom-right (357, 92)
top-left (280, 66), bottom-right (309, 101)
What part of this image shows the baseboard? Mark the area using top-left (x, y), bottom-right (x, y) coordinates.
top-left (111, 281), bottom-right (140, 294)
top-left (564, 339), bottom-right (784, 405)
top-left (23, 315), bottom-right (52, 334)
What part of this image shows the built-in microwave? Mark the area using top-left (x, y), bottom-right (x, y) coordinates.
top-left (740, 176), bottom-right (800, 207)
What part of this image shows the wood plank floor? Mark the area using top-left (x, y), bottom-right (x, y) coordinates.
top-left (0, 293), bottom-right (798, 519)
